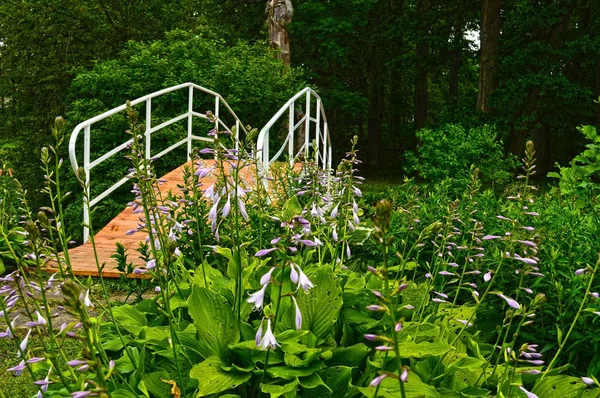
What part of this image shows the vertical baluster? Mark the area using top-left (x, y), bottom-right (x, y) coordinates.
top-left (289, 104), bottom-right (294, 167)
top-left (235, 120), bottom-right (240, 151)
top-left (315, 98), bottom-right (321, 166)
top-left (305, 91), bottom-right (311, 159)
top-left (83, 124), bottom-right (91, 243)
top-left (187, 86), bottom-right (193, 161)
top-left (145, 98), bottom-right (152, 160)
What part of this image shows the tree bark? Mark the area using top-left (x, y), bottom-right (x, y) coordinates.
top-left (414, 0), bottom-right (431, 130)
top-left (596, 58), bottom-right (600, 128)
top-left (476, 0), bottom-right (501, 113)
top-left (266, 0), bottom-right (293, 66)
top-left (449, 7), bottom-right (463, 110)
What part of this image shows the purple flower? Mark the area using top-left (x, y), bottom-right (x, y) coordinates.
top-left (259, 319), bottom-right (279, 350)
top-left (582, 377), bottom-right (595, 386)
top-left (247, 284), bottom-right (268, 310)
top-left (483, 271), bottom-right (492, 283)
top-left (497, 294), bottom-right (521, 310)
top-left (400, 367), bottom-right (409, 382)
top-left (375, 345), bottom-right (393, 351)
top-left (255, 248), bottom-right (278, 257)
top-left (439, 271), bottom-right (455, 276)
top-left (353, 186), bottom-right (362, 197)
top-left (519, 386), bottom-right (539, 398)
top-left (291, 296), bottom-right (302, 330)
top-left (364, 334), bottom-right (377, 341)
top-left (395, 322), bottom-right (403, 332)
top-left (483, 235), bottom-right (502, 240)
top-left (84, 290), bottom-right (93, 307)
top-left (71, 391), bottom-right (93, 398)
top-left (290, 263), bottom-right (299, 284)
top-left (575, 268), bottom-right (588, 276)
top-left (222, 195), bottom-right (231, 218)
top-left (260, 267), bottom-right (276, 286)
top-left (293, 264), bottom-right (314, 292)
top-left (255, 318), bottom-right (264, 345)
top-left (270, 237), bottom-right (281, 245)
top-left (18, 330), bottom-right (31, 357)
top-left (367, 305), bottom-right (386, 312)
top-left (146, 259), bottom-right (156, 270)
top-left (331, 204), bottom-right (339, 218)
top-left (7, 360), bottom-right (26, 375)
top-left (370, 374), bottom-right (388, 387)
top-left (238, 198), bottom-right (249, 222)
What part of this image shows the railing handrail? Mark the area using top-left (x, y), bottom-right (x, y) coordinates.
top-left (257, 87), bottom-right (332, 179)
top-left (68, 82), bottom-right (247, 174)
top-left (68, 82), bottom-right (247, 242)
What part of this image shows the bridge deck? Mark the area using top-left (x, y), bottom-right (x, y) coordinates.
top-left (55, 160), bottom-right (248, 277)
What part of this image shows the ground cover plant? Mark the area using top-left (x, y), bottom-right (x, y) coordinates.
top-left (1, 109), bottom-right (600, 398)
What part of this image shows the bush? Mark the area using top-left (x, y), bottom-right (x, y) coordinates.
top-left (404, 124), bottom-right (518, 185)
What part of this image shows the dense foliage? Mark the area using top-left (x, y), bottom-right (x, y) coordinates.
top-left (404, 124), bottom-right (518, 185)
top-left (1, 109), bottom-right (600, 397)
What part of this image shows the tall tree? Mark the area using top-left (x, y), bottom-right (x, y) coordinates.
top-left (266, 0), bottom-right (294, 66)
top-left (414, 0), bottom-right (431, 130)
top-left (476, 0), bottom-right (501, 113)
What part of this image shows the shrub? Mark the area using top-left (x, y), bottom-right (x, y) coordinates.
top-left (404, 124), bottom-right (518, 185)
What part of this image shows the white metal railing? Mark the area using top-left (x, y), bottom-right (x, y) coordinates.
top-left (68, 82), bottom-right (248, 242)
top-left (257, 88), bottom-right (332, 180)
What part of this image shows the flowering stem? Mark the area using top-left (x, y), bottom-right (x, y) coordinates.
top-left (543, 258), bottom-right (599, 378)
top-left (260, 264), bottom-right (286, 392)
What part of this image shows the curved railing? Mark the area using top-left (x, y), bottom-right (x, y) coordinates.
top-left (256, 88), bottom-right (332, 176)
top-left (68, 82), bottom-right (247, 242)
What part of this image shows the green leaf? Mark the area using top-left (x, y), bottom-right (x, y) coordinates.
top-left (296, 267), bottom-right (343, 340)
top-left (397, 341), bottom-right (452, 359)
top-left (327, 343), bottom-right (371, 367)
top-left (111, 390), bottom-right (139, 398)
top-left (317, 366), bottom-right (353, 396)
top-left (298, 373), bottom-right (331, 391)
top-left (282, 195), bottom-right (302, 221)
top-left (348, 226), bottom-right (373, 245)
top-left (267, 362), bottom-right (324, 380)
top-left (532, 375), bottom-right (587, 398)
top-left (112, 305), bottom-right (148, 336)
top-left (190, 356), bottom-right (252, 397)
top-left (358, 372), bottom-right (440, 397)
top-left (261, 379), bottom-right (298, 398)
top-left (187, 285), bottom-right (239, 359)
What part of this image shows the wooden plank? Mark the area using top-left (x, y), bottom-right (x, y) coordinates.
top-left (52, 159), bottom-right (298, 278)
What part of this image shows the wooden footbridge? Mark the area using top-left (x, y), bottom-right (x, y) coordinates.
top-left (61, 83), bottom-right (332, 277)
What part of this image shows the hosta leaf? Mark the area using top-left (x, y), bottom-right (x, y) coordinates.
top-left (358, 372), bottom-right (440, 397)
top-left (261, 379), bottom-right (298, 398)
top-left (112, 304), bottom-right (148, 336)
top-left (267, 362), bottom-right (324, 380)
top-left (327, 343), bottom-right (371, 367)
top-left (397, 341), bottom-right (452, 358)
top-left (111, 390), bottom-right (139, 398)
top-left (317, 366), bottom-right (353, 396)
top-left (296, 267), bottom-right (343, 340)
top-left (191, 356), bottom-right (251, 397)
top-left (282, 195), bottom-right (302, 221)
top-left (188, 285), bottom-right (239, 359)
top-left (531, 375), bottom-right (587, 398)
top-left (299, 373), bottom-right (331, 391)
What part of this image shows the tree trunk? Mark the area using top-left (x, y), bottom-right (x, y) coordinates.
top-left (414, 0), bottom-right (431, 130)
top-left (596, 58), bottom-right (600, 128)
top-left (476, 0), bottom-right (501, 113)
top-left (367, 61), bottom-right (381, 167)
top-left (266, 0), bottom-right (293, 66)
top-left (389, 0), bottom-right (405, 145)
top-left (449, 9), bottom-right (463, 111)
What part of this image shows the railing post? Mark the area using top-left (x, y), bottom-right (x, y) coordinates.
top-left (145, 98), bottom-right (151, 160)
top-left (265, 130), bottom-right (270, 174)
top-left (288, 104), bottom-right (294, 167)
top-left (315, 98), bottom-right (321, 166)
top-left (83, 124), bottom-right (91, 243)
top-left (235, 120), bottom-right (240, 151)
top-left (187, 86), bottom-right (193, 161)
top-left (305, 91), bottom-right (311, 159)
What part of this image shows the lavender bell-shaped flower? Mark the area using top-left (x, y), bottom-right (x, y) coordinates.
top-left (260, 267), bottom-right (276, 286)
top-left (290, 264), bottom-right (314, 292)
top-left (247, 284), bottom-right (268, 310)
top-left (291, 296), bottom-right (302, 330)
top-left (259, 319), bottom-right (280, 350)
